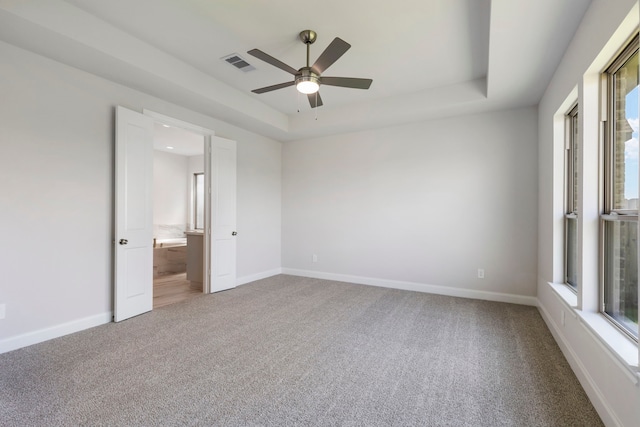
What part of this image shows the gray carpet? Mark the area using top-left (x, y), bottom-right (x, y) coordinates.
top-left (1, 275), bottom-right (602, 426)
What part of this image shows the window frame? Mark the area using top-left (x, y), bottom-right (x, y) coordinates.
top-left (565, 103), bottom-right (579, 291)
top-left (193, 172), bottom-right (205, 230)
top-left (600, 34), bottom-right (639, 341)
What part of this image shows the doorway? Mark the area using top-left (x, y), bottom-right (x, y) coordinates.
top-left (151, 122), bottom-right (205, 308)
top-left (114, 107), bottom-right (238, 322)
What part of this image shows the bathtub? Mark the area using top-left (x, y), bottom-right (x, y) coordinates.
top-left (153, 237), bottom-right (187, 248)
top-left (153, 238), bottom-right (187, 277)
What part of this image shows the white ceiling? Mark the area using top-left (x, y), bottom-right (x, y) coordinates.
top-left (153, 123), bottom-right (204, 157)
top-left (0, 0), bottom-right (592, 141)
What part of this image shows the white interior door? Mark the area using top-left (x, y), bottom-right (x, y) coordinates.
top-left (114, 106), bottom-right (154, 321)
top-left (208, 136), bottom-right (237, 293)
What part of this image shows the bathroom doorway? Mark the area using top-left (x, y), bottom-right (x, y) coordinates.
top-left (151, 123), bottom-right (205, 308)
top-left (114, 107), bottom-right (237, 322)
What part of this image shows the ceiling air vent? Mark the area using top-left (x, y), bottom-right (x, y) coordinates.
top-left (221, 53), bottom-right (255, 72)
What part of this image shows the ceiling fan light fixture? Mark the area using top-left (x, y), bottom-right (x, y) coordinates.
top-left (296, 74), bottom-right (320, 94)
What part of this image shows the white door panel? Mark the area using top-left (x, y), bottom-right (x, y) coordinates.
top-left (115, 106), bottom-right (154, 321)
top-left (209, 136), bottom-right (237, 293)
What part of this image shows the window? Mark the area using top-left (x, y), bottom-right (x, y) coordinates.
top-left (566, 104), bottom-right (579, 290)
top-left (601, 35), bottom-right (639, 339)
top-left (194, 172), bottom-right (205, 230)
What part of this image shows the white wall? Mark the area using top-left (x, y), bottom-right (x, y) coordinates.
top-left (237, 138), bottom-right (282, 282)
top-left (537, 0), bottom-right (640, 426)
top-left (282, 108), bottom-right (538, 301)
top-left (153, 150), bottom-right (189, 235)
top-left (0, 40), bottom-right (282, 350)
top-left (188, 155), bottom-right (204, 175)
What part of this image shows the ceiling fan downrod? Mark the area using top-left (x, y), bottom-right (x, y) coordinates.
top-left (299, 30), bottom-right (317, 68)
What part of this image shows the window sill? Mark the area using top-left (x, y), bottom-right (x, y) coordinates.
top-left (546, 282), bottom-right (639, 385)
top-left (548, 282), bottom-right (578, 308)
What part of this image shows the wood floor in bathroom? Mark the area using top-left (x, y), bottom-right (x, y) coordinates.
top-left (153, 272), bottom-right (203, 309)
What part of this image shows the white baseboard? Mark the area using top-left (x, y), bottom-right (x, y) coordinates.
top-left (281, 268), bottom-right (538, 306)
top-left (236, 268), bottom-right (283, 286)
top-left (537, 303), bottom-right (621, 427)
top-left (0, 311), bottom-right (112, 355)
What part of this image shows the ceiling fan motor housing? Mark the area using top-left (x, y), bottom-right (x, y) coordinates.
top-left (295, 67), bottom-right (320, 93)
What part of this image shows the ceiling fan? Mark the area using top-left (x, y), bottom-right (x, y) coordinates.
top-left (247, 30), bottom-right (373, 108)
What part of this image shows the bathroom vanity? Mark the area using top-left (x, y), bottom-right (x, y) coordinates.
top-left (185, 230), bottom-right (204, 290)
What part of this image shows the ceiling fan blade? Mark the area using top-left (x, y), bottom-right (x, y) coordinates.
top-left (320, 77), bottom-right (372, 89)
top-left (247, 49), bottom-right (298, 75)
top-left (311, 37), bottom-right (351, 74)
top-left (251, 81), bottom-right (295, 94)
top-left (307, 92), bottom-right (323, 108)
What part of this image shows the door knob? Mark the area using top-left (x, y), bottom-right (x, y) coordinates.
top-left (119, 239), bottom-right (128, 245)
top-left (231, 231), bottom-right (237, 236)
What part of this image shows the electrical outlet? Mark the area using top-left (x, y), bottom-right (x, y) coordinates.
top-left (477, 269), bottom-right (485, 279)
top-left (0, 304), bottom-right (5, 320)
top-left (312, 254), bottom-right (318, 263)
